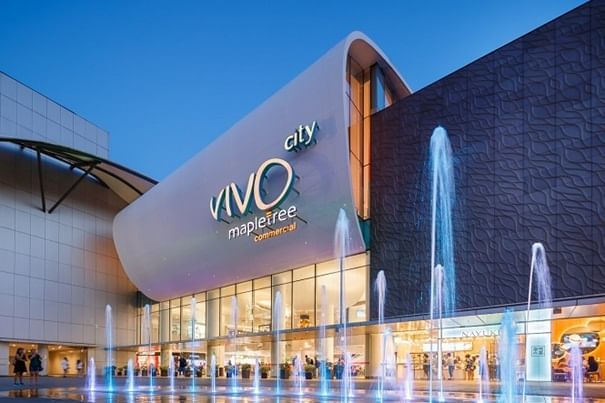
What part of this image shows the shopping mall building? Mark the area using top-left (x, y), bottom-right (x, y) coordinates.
top-left (0, 1), bottom-right (603, 381)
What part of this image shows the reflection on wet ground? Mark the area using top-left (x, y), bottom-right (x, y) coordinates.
top-left (2, 386), bottom-right (605, 403)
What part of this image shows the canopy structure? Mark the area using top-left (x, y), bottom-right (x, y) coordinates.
top-left (0, 137), bottom-right (157, 212)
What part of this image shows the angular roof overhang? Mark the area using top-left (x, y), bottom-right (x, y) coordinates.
top-left (0, 137), bottom-right (157, 210)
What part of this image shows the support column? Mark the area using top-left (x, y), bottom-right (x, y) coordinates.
top-left (38, 345), bottom-right (49, 376)
top-left (0, 342), bottom-right (8, 376)
top-left (208, 345), bottom-right (224, 376)
top-left (525, 318), bottom-right (552, 381)
top-left (160, 345), bottom-right (172, 371)
top-left (367, 333), bottom-right (383, 379)
top-left (270, 339), bottom-right (286, 378)
top-left (160, 309), bottom-right (170, 343)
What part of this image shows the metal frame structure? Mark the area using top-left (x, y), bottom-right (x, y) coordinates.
top-left (1, 137), bottom-right (157, 213)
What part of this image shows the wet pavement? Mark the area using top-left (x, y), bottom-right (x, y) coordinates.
top-left (0, 376), bottom-right (604, 402)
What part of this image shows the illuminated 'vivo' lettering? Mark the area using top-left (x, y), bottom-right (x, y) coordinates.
top-left (210, 158), bottom-right (294, 221)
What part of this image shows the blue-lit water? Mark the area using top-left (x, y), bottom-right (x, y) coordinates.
top-left (429, 126), bottom-right (456, 315)
top-left (335, 208), bottom-right (353, 401)
top-left (428, 126), bottom-right (455, 402)
top-left (375, 270), bottom-right (387, 399)
top-left (319, 284), bottom-right (329, 397)
top-left (498, 310), bottom-right (518, 403)
top-left (105, 305), bottom-right (113, 392)
top-left (273, 290), bottom-right (283, 396)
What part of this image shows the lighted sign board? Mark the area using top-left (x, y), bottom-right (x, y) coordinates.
top-left (209, 157), bottom-right (295, 221)
top-left (112, 33), bottom-right (382, 301)
top-left (210, 122), bottom-right (318, 242)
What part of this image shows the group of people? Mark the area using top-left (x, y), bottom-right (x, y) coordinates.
top-left (11, 348), bottom-right (43, 386)
top-left (11, 347), bottom-right (85, 387)
top-left (553, 355), bottom-right (600, 382)
top-left (422, 352), bottom-right (495, 381)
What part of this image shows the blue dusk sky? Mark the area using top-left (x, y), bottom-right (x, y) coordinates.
top-left (0, 0), bottom-right (585, 180)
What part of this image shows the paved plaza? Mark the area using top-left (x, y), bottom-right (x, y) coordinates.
top-left (0, 376), bottom-right (605, 402)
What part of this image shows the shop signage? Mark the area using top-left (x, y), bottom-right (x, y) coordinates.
top-left (460, 329), bottom-right (499, 338)
top-left (284, 121), bottom-right (318, 152)
top-left (531, 345), bottom-right (545, 357)
top-left (210, 158), bottom-right (294, 221)
top-left (210, 121), bottom-right (318, 241)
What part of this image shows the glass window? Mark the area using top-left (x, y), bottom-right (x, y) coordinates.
top-left (293, 265), bottom-right (314, 281)
top-left (170, 307), bottom-right (181, 341)
top-left (345, 266), bottom-right (368, 323)
top-left (170, 298), bottom-right (181, 308)
top-left (160, 309), bottom-right (170, 342)
top-left (363, 165), bottom-right (371, 219)
top-left (195, 300), bottom-right (206, 339)
top-left (181, 304), bottom-right (192, 340)
top-left (253, 287), bottom-right (272, 333)
top-left (220, 295), bottom-right (236, 337)
top-left (345, 253), bottom-right (369, 270)
top-left (350, 156), bottom-right (362, 215)
top-left (293, 278), bottom-right (315, 328)
top-left (221, 285), bottom-right (235, 297)
top-left (151, 303), bottom-right (159, 312)
top-left (160, 301), bottom-right (169, 310)
top-left (316, 272), bottom-right (341, 326)
top-left (349, 109), bottom-right (363, 161)
top-left (254, 276), bottom-right (271, 290)
top-left (237, 292), bottom-right (253, 333)
top-left (316, 259), bottom-right (338, 276)
top-left (237, 281), bottom-right (252, 293)
top-left (272, 271), bottom-right (291, 285)
top-left (208, 288), bottom-right (220, 300)
top-left (151, 311), bottom-right (159, 344)
top-left (207, 298), bottom-right (219, 338)
top-left (272, 283), bottom-right (292, 330)
top-left (371, 65), bottom-right (386, 113)
top-left (349, 57), bottom-right (363, 113)
top-left (363, 116), bottom-right (371, 165)
top-left (195, 292), bottom-right (206, 302)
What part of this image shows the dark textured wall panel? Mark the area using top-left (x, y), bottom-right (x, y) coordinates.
top-left (370, 1), bottom-right (605, 319)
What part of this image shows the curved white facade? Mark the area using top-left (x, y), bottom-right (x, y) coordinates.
top-left (113, 32), bottom-right (408, 301)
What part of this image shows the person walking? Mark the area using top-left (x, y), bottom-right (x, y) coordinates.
top-left (76, 359), bottom-right (84, 377)
top-left (178, 356), bottom-right (187, 376)
top-left (13, 348), bottom-right (27, 386)
top-left (28, 349), bottom-right (43, 386)
top-left (446, 353), bottom-right (455, 380)
top-left (422, 353), bottom-right (430, 379)
top-left (464, 354), bottom-right (475, 381)
top-left (61, 357), bottom-right (69, 378)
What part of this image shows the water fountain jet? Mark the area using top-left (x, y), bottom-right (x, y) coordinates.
top-left (375, 270), bottom-right (387, 400)
top-left (87, 357), bottom-right (96, 392)
top-left (273, 290), bottom-right (283, 396)
top-left (319, 285), bottom-right (329, 397)
top-left (335, 208), bottom-right (353, 400)
top-left (210, 354), bottom-right (216, 394)
top-left (126, 359), bottom-right (135, 392)
top-left (168, 355), bottom-right (175, 392)
top-left (569, 344), bottom-right (584, 402)
top-left (523, 242), bottom-right (553, 399)
top-left (404, 353), bottom-right (413, 401)
top-left (499, 310), bottom-right (518, 403)
top-left (141, 304), bottom-right (153, 390)
top-left (478, 346), bottom-right (489, 402)
top-left (253, 357), bottom-right (260, 394)
top-left (191, 296), bottom-right (197, 392)
top-left (105, 305), bottom-right (113, 392)
top-left (230, 295), bottom-right (239, 393)
top-left (428, 126), bottom-right (456, 402)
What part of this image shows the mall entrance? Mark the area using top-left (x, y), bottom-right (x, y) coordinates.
top-left (7, 343), bottom-right (89, 376)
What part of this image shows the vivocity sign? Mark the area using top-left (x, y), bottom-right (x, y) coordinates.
top-left (209, 121), bottom-right (318, 241)
top-left (284, 121), bottom-right (318, 152)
